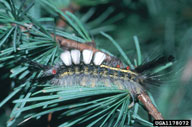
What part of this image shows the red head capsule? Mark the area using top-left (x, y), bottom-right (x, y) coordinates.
top-left (52, 69), bottom-right (57, 74)
top-left (116, 65), bottom-right (120, 68)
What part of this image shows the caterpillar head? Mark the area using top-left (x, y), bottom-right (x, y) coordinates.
top-left (42, 65), bottom-right (60, 76)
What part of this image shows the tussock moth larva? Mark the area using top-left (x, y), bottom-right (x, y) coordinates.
top-left (32, 49), bottom-right (174, 99)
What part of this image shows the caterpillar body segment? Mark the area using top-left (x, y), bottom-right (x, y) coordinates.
top-left (43, 49), bottom-right (146, 97)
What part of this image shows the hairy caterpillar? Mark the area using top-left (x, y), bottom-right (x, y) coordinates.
top-left (33, 49), bottom-right (173, 99)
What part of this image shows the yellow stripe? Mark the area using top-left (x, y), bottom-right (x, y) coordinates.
top-left (100, 65), bottom-right (137, 75)
top-left (60, 72), bottom-right (69, 77)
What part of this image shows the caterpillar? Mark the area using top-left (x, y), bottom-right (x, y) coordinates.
top-left (19, 48), bottom-right (175, 126)
top-left (35, 49), bottom-right (173, 99)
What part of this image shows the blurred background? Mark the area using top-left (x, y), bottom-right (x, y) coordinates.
top-left (0, 0), bottom-right (192, 126)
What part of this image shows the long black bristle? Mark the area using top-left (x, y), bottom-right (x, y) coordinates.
top-left (134, 55), bottom-right (175, 73)
top-left (21, 57), bottom-right (48, 71)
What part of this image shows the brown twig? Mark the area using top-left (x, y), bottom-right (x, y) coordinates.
top-left (138, 92), bottom-right (164, 120)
